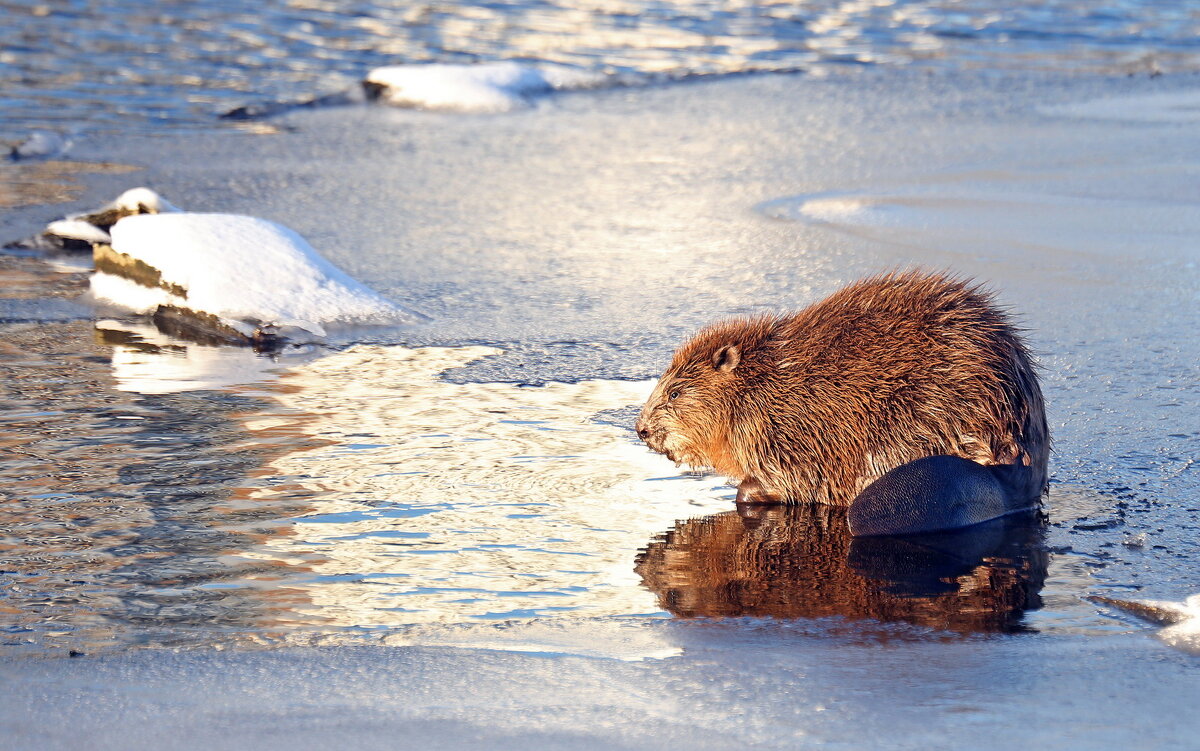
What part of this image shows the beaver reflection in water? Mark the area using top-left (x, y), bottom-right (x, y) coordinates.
top-left (635, 271), bottom-right (1049, 536)
top-left (635, 504), bottom-right (1047, 633)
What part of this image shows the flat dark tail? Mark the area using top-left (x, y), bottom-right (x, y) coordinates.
top-left (848, 455), bottom-right (1040, 537)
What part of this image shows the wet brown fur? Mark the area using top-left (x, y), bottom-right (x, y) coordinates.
top-left (636, 270), bottom-right (1049, 506)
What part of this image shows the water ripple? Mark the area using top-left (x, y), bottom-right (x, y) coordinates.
top-left (2, 0), bottom-right (1199, 141)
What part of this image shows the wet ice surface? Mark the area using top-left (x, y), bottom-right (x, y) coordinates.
top-left (5, 631), bottom-right (1199, 751)
top-left (2, 69), bottom-right (1199, 745)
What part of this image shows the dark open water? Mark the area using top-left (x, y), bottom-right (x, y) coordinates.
top-left (2, 0), bottom-right (1199, 142)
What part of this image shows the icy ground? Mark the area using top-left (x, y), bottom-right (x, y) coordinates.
top-left (2, 68), bottom-right (1198, 748)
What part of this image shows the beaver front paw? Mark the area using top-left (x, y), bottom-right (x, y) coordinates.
top-left (735, 477), bottom-right (785, 504)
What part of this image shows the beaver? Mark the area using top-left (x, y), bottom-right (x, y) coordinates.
top-left (635, 270), bottom-right (1049, 536)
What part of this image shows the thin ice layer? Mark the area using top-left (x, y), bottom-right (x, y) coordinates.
top-left (103, 213), bottom-right (423, 333)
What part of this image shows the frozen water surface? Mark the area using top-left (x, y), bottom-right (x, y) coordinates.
top-left (2, 69), bottom-right (1199, 748)
top-left (3, 631), bottom-right (1198, 751)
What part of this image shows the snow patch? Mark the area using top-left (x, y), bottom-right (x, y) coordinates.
top-left (1142, 594), bottom-right (1200, 654)
top-left (364, 62), bottom-right (607, 113)
top-left (1095, 592), bottom-right (1200, 655)
top-left (109, 186), bottom-right (180, 214)
top-left (45, 219), bottom-right (112, 244)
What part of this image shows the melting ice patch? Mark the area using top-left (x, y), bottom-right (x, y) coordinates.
top-left (364, 62), bottom-right (608, 113)
top-left (8, 130), bottom-right (71, 161)
top-left (1095, 593), bottom-right (1200, 655)
top-left (92, 212), bottom-right (424, 337)
top-left (771, 192), bottom-right (926, 228)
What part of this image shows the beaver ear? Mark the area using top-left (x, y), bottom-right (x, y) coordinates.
top-left (711, 344), bottom-right (740, 372)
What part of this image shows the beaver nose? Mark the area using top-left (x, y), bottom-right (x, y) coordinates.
top-left (635, 422), bottom-right (650, 441)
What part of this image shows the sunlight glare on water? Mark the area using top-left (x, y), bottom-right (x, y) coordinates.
top-left (239, 345), bottom-right (732, 629)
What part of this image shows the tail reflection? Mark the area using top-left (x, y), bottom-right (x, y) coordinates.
top-left (636, 504), bottom-right (1047, 633)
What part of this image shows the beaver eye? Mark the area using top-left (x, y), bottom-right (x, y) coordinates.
top-left (669, 390), bottom-right (680, 400)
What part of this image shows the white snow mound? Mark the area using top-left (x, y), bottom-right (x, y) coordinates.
top-left (45, 219), bottom-right (112, 244)
top-left (109, 187), bottom-right (181, 214)
top-left (365, 61), bottom-right (605, 113)
top-left (37, 187), bottom-right (179, 247)
top-left (100, 213), bottom-right (422, 335)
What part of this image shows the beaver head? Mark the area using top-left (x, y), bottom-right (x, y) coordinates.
top-left (635, 316), bottom-right (777, 479)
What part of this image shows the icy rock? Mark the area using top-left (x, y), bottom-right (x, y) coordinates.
top-left (91, 212), bottom-right (424, 343)
top-left (363, 61), bottom-right (605, 113)
top-left (8, 130), bottom-right (70, 161)
top-left (8, 187), bottom-right (179, 252)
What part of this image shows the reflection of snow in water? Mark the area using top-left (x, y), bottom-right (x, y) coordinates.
top-left (97, 320), bottom-right (316, 394)
top-left (238, 345), bottom-right (732, 634)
